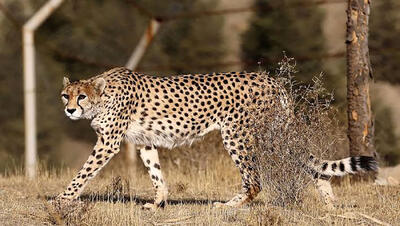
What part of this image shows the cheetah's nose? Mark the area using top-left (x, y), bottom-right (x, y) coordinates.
top-left (67, 108), bottom-right (76, 114)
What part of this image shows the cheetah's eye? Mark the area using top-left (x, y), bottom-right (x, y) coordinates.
top-left (78, 94), bottom-right (87, 100)
top-left (62, 94), bottom-right (69, 99)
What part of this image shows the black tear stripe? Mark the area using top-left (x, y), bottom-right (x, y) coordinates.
top-left (331, 163), bottom-right (337, 172)
top-left (322, 162), bottom-right (328, 171)
top-left (350, 157), bottom-right (358, 172)
top-left (77, 100), bottom-right (84, 112)
top-left (339, 162), bottom-right (345, 172)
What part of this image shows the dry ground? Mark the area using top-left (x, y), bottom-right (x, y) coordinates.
top-left (1, 145), bottom-right (399, 226)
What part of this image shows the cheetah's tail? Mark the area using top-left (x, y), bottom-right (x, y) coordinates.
top-left (308, 155), bottom-right (378, 178)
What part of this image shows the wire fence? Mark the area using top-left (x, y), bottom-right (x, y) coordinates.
top-left (0, 0), bottom-right (350, 73)
top-left (2, 0), bottom-right (395, 73)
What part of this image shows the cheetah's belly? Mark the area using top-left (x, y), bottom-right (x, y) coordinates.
top-left (125, 121), bottom-right (220, 149)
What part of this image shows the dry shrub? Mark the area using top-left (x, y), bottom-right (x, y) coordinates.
top-left (46, 198), bottom-right (94, 225)
top-left (248, 56), bottom-right (340, 207)
top-left (248, 206), bottom-right (283, 225)
top-left (104, 176), bottom-right (131, 202)
top-left (45, 176), bottom-right (130, 225)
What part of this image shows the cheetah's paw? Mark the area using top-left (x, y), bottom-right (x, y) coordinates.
top-left (141, 201), bottom-right (166, 211)
top-left (213, 202), bottom-right (231, 208)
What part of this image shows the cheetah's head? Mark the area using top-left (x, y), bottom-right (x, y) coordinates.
top-left (61, 77), bottom-right (106, 120)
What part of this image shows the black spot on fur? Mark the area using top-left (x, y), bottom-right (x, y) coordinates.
top-left (319, 174), bottom-right (331, 180)
top-left (339, 162), bottom-right (345, 172)
top-left (331, 163), bottom-right (337, 172)
top-left (322, 162), bottom-right (328, 171)
top-left (350, 157), bottom-right (358, 171)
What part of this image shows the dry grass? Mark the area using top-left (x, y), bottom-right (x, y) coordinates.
top-left (0, 155), bottom-right (399, 225)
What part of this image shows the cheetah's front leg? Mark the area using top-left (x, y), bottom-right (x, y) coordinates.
top-left (139, 145), bottom-right (168, 210)
top-left (57, 135), bottom-right (121, 200)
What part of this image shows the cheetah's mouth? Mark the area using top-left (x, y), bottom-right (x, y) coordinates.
top-left (65, 110), bottom-right (82, 120)
top-left (68, 115), bottom-right (80, 120)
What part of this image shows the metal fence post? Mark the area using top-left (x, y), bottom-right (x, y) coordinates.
top-left (23, 0), bottom-right (64, 179)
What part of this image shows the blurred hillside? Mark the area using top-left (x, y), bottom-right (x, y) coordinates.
top-left (0, 0), bottom-right (399, 172)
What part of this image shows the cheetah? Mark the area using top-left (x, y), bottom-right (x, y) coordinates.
top-left (58, 67), bottom-right (377, 209)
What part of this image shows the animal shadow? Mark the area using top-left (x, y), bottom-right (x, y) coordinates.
top-left (46, 194), bottom-right (226, 206)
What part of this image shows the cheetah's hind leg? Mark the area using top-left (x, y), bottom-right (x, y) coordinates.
top-left (316, 178), bottom-right (335, 210)
top-left (214, 127), bottom-right (261, 208)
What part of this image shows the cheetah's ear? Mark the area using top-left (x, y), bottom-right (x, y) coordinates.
top-left (93, 78), bottom-right (106, 94)
top-left (63, 77), bottom-right (70, 88)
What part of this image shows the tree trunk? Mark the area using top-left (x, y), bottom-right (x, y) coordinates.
top-left (346, 0), bottom-right (375, 157)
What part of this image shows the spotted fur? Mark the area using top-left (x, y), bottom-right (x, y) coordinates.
top-left (58, 67), bottom-right (378, 209)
